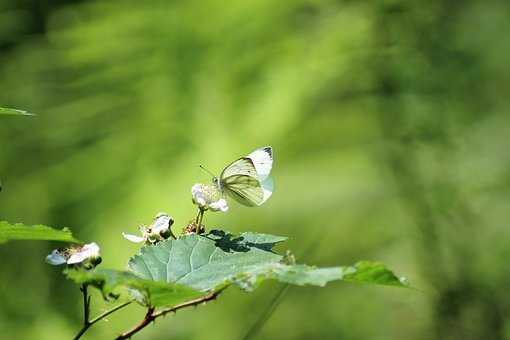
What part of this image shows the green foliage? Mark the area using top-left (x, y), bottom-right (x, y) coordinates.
top-left (0, 107), bottom-right (33, 115)
top-left (2, 0), bottom-right (507, 338)
top-left (128, 231), bottom-right (407, 292)
top-left (342, 261), bottom-right (407, 287)
top-left (65, 268), bottom-right (202, 308)
top-left (0, 221), bottom-right (80, 244)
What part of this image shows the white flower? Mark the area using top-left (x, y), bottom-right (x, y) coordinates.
top-left (123, 212), bottom-right (174, 244)
top-left (191, 183), bottom-right (229, 212)
top-left (191, 184), bottom-right (208, 207)
top-left (46, 242), bottom-right (101, 267)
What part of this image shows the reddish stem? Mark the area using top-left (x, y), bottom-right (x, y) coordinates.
top-left (116, 288), bottom-right (225, 339)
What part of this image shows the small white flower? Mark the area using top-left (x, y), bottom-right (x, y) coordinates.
top-left (46, 242), bottom-right (101, 267)
top-left (191, 183), bottom-right (229, 212)
top-left (123, 212), bottom-right (174, 244)
top-left (191, 184), bottom-right (208, 207)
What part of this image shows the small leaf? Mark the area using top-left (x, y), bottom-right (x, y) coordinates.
top-left (343, 261), bottom-right (408, 287)
top-left (128, 230), bottom-right (408, 292)
top-left (65, 268), bottom-right (203, 307)
top-left (0, 107), bottom-right (34, 116)
top-left (0, 221), bottom-right (80, 244)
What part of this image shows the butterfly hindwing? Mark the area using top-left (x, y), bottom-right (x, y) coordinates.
top-left (222, 175), bottom-right (265, 206)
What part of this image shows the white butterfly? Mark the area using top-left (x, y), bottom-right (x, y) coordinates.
top-left (208, 146), bottom-right (274, 207)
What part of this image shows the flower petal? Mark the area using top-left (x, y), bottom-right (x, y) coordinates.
top-left (83, 242), bottom-right (101, 257)
top-left (122, 232), bottom-right (146, 243)
top-left (209, 198), bottom-right (229, 212)
top-left (151, 212), bottom-right (173, 233)
top-left (192, 183), bottom-right (209, 207)
top-left (45, 250), bottom-right (67, 265)
top-left (68, 242), bottom-right (101, 264)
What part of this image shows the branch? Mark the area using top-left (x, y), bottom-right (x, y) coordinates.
top-left (116, 287), bottom-right (226, 340)
top-left (89, 300), bottom-right (134, 325)
top-left (74, 285), bottom-right (90, 340)
top-left (73, 300), bottom-right (134, 340)
top-left (115, 306), bottom-right (155, 340)
top-left (82, 285), bottom-right (90, 323)
top-left (153, 286), bottom-right (225, 318)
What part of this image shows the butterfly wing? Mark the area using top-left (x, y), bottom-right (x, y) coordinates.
top-left (260, 176), bottom-right (273, 203)
top-left (247, 146), bottom-right (273, 181)
top-left (222, 175), bottom-right (265, 206)
top-left (220, 157), bottom-right (258, 180)
top-left (219, 146), bottom-right (274, 207)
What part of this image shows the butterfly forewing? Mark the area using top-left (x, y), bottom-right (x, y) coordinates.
top-left (247, 147), bottom-right (273, 181)
top-left (220, 157), bottom-right (258, 180)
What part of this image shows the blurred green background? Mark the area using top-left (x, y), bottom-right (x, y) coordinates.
top-left (1, 0), bottom-right (510, 339)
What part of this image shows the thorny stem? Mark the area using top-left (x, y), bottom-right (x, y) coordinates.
top-left (116, 287), bottom-right (226, 340)
top-left (73, 298), bottom-right (134, 340)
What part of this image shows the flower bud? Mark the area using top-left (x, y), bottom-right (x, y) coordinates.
top-left (122, 212), bottom-right (175, 244)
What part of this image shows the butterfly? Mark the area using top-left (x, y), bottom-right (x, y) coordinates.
top-left (204, 146), bottom-right (274, 207)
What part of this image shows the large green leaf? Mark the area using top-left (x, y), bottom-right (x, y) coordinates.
top-left (0, 107), bottom-right (34, 116)
top-left (65, 268), bottom-right (203, 307)
top-left (128, 230), bottom-right (407, 292)
top-left (0, 221), bottom-right (80, 244)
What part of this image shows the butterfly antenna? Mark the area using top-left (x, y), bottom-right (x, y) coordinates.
top-left (199, 165), bottom-right (216, 177)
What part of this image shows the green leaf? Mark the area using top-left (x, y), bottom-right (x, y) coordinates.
top-left (0, 221), bottom-right (80, 244)
top-left (128, 230), bottom-right (407, 292)
top-left (0, 107), bottom-right (34, 116)
top-left (65, 268), bottom-right (203, 307)
top-left (343, 261), bottom-right (407, 287)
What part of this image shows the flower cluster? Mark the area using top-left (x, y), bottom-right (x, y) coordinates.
top-left (47, 184), bottom-right (230, 269)
top-left (191, 183), bottom-right (228, 212)
top-left (123, 212), bottom-right (175, 244)
top-left (46, 242), bottom-right (101, 268)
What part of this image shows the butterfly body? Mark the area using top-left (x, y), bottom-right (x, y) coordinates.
top-left (214, 146), bottom-right (274, 207)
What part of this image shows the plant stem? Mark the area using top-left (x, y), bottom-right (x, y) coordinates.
top-left (195, 208), bottom-right (205, 233)
top-left (82, 285), bottom-right (90, 324)
top-left (116, 307), bottom-right (155, 340)
top-left (242, 284), bottom-right (289, 340)
top-left (89, 300), bottom-right (134, 325)
top-left (116, 287), bottom-right (226, 340)
top-left (242, 237), bottom-right (325, 339)
top-left (73, 300), bottom-right (134, 340)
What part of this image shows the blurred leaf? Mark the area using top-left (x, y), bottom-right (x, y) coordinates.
top-left (0, 107), bottom-right (34, 116)
top-left (65, 268), bottom-right (203, 307)
top-left (128, 230), bottom-right (407, 292)
top-left (0, 221), bottom-right (80, 244)
top-left (343, 261), bottom-right (408, 287)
